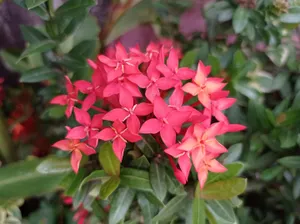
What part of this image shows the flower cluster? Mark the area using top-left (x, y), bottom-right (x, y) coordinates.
top-left (51, 42), bottom-right (245, 188)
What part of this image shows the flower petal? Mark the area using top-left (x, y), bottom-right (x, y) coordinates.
top-left (153, 96), bottom-right (170, 119)
top-left (156, 64), bottom-right (173, 77)
top-left (122, 128), bottom-right (142, 142)
top-left (103, 82), bottom-right (120, 97)
top-left (74, 80), bottom-right (92, 94)
top-left (91, 114), bottom-right (104, 128)
top-left (134, 103), bottom-right (153, 116)
top-left (145, 84), bottom-right (159, 102)
top-left (160, 124), bottom-right (176, 147)
top-left (178, 154), bottom-right (191, 181)
top-left (182, 83), bottom-right (199, 96)
top-left (52, 139), bottom-right (71, 151)
top-left (71, 150), bottom-right (82, 173)
top-left (102, 108), bottom-right (128, 122)
top-left (167, 48), bottom-right (178, 70)
top-left (93, 128), bottom-right (115, 140)
top-left (74, 108), bottom-right (91, 126)
top-left (177, 68), bottom-right (195, 80)
top-left (178, 137), bottom-right (197, 151)
top-left (112, 120), bottom-right (126, 133)
top-left (139, 118), bottom-right (162, 134)
top-left (126, 74), bottom-right (149, 88)
top-left (207, 159), bottom-right (227, 173)
top-left (50, 95), bottom-right (67, 105)
top-left (77, 143), bottom-right (96, 156)
top-left (82, 93), bottom-right (96, 111)
top-left (169, 88), bottom-right (184, 108)
top-left (198, 167), bottom-right (208, 189)
top-left (197, 91), bottom-right (211, 109)
top-left (156, 77), bottom-right (177, 90)
top-left (167, 111), bottom-right (191, 127)
top-left (66, 126), bottom-right (86, 139)
top-left (119, 87), bottom-right (134, 109)
top-left (126, 115), bottom-right (140, 134)
top-left (112, 137), bottom-right (126, 161)
top-left (205, 138), bottom-right (227, 154)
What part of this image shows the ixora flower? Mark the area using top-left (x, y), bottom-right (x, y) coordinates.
top-left (50, 41), bottom-right (246, 188)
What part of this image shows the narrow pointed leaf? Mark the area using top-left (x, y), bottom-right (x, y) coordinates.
top-left (79, 170), bottom-right (109, 190)
top-left (150, 162), bottom-right (167, 201)
top-left (25, 0), bottom-right (48, 10)
top-left (100, 176), bottom-right (120, 200)
top-left (192, 197), bottom-right (205, 224)
top-left (109, 188), bottom-right (135, 224)
top-left (20, 67), bottom-right (61, 83)
top-left (206, 200), bottom-right (237, 224)
top-left (278, 156), bottom-right (300, 169)
top-left (120, 168), bottom-right (152, 191)
top-left (137, 193), bottom-right (156, 224)
top-left (152, 194), bottom-right (187, 222)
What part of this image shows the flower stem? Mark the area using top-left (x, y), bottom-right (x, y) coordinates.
top-left (0, 110), bottom-right (16, 163)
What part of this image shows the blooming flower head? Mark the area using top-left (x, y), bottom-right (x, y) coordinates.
top-left (50, 42), bottom-right (246, 188)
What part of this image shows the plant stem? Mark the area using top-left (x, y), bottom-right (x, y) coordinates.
top-left (0, 110), bottom-right (15, 163)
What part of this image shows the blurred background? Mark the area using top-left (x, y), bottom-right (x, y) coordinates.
top-left (1, 0), bottom-right (300, 223)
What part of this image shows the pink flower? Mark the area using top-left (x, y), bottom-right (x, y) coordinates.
top-left (140, 97), bottom-right (190, 147)
top-left (52, 139), bottom-right (96, 173)
top-left (103, 91), bottom-right (153, 133)
top-left (182, 61), bottom-right (226, 109)
top-left (66, 108), bottom-right (103, 147)
top-left (50, 76), bottom-right (78, 118)
top-left (93, 120), bottom-right (141, 161)
top-left (156, 48), bottom-right (195, 83)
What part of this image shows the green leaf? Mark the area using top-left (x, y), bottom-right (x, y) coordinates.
top-left (280, 7), bottom-right (300, 24)
top-left (100, 176), bottom-right (120, 200)
top-left (79, 170), bottom-right (109, 191)
top-left (106, 0), bottom-right (156, 44)
top-left (206, 162), bottom-right (244, 184)
top-left (192, 197), bottom-right (205, 224)
top-left (223, 144), bottom-right (243, 164)
top-left (120, 168), bottom-right (152, 192)
top-left (208, 55), bottom-right (221, 75)
top-left (260, 166), bottom-right (284, 181)
top-left (20, 25), bottom-right (48, 44)
top-left (98, 142), bottom-right (120, 176)
top-left (150, 162), bottom-right (167, 201)
top-left (0, 156), bottom-right (71, 200)
top-left (278, 156), bottom-right (300, 169)
top-left (199, 177), bottom-right (247, 200)
top-left (55, 0), bottom-right (95, 17)
top-left (137, 193), bottom-right (156, 224)
top-left (109, 188), bottom-right (135, 224)
top-left (64, 169), bottom-right (86, 196)
top-left (293, 177), bottom-right (300, 199)
top-left (266, 45), bottom-right (289, 67)
top-left (20, 67), bottom-right (61, 83)
top-left (18, 40), bottom-right (56, 62)
top-left (0, 51), bottom-right (29, 72)
top-left (152, 194), bottom-right (187, 222)
top-left (130, 155), bottom-right (150, 169)
top-left (180, 49), bottom-right (198, 67)
top-left (206, 200), bottom-right (237, 224)
top-left (25, 0), bottom-right (47, 10)
top-left (69, 40), bottom-right (97, 59)
top-left (233, 7), bottom-right (249, 33)
top-left (165, 169), bottom-right (185, 195)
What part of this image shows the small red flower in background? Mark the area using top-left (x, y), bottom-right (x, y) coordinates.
top-left (50, 41), bottom-right (246, 188)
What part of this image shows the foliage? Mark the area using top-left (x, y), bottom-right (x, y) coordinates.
top-left (0, 0), bottom-right (300, 223)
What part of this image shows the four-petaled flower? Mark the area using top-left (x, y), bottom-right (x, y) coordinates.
top-left (53, 139), bottom-right (96, 173)
top-left (93, 120), bottom-right (141, 161)
top-left (50, 76), bottom-right (78, 118)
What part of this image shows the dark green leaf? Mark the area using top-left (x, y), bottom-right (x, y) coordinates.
top-left (208, 55), bottom-right (221, 75)
top-left (100, 176), bottom-right (120, 200)
top-left (20, 67), bottom-right (61, 83)
top-left (206, 200), bottom-right (236, 224)
top-left (278, 156), bottom-right (300, 169)
top-left (55, 0), bottom-right (95, 17)
top-left (137, 193), bottom-right (156, 224)
top-left (120, 168), bottom-right (152, 192)
top-left (152, 194), bottom-right (187, 222)
top-left (0, 156), bottom-right (71, 200)
top-left (64, 169), bottom-right (86, 196)
top-left (98, 142), bottom-right (120, 176)
top-left (200, 177), bottom-right (247, 200)
top-left (130, 155), bottom-right (150, 169)
top-left (293, 177), bottom-right (300, 199)
top-left (150, 162), bottom-right (167, 201)
top-left (223, 144), bottom-right (243, 164)
top-left (0, 51), bottom-right (28, 73)
top-left (18, 40), bottom-right (56, 62)
top-left (266, 45), bottom-right (289, 67)
top-left (79, 170), bottom-right (109, 190)
top-left (109, 188), bottom-right (135, 224)
top-left (20, 25), bottom-right (48, 44)
top-left (106, 0), bottom-right (156, 44)
top-left (180, 49), bottom-right (198, 67)
top-left (233, 7), bottom-right (249, 33)
top-left (69, 40), bottom-right (97, 59)
top-left (25, 0), bottom-right (47, 10)
top-left (260, 166), bottom-right (284, 181)
top-left (192, 197), bottom-right (205, 224)
top-left (165, 169), bottom-right (185, 195)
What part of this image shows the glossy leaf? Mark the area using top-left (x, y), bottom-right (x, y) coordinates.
top-left (0, 157), bottom-right (71, 200)
top-left (79, 170), bottom-right (109, 190)
top-left (130, 155), bottom-right (150, 169)
top-left (152, 194), bottom-right (187, 222)
top-left (278, 156), bottom-right (300, 169)
top-left (64, 169), bottom-right (86, 196)
top-left (20, 67), bottom-right (61, 83)
top-left (206, 200), bottom-right (237, 224)
top-left (192, 197), bottom-right (205, 224)
top-left (137, 193), bottom-right (156, 224)
top-left (199, 177), bottom-right (247, 200)
top-left (223, 144), bottom-right (243, 164)
top-left (150, 162), bottom-right (167, 201)
top-left (98, 142), bottom-right (120, 176)
top-left (260, 166), bottom-right (284, 181)
top-left (0, 51), bottom-right (29, 73)
top-left (109, 188), bottom-right (135, 224)
top-left (25, 0), bottom-right (47, 10)
top-left (20, 25), bottom-right (48, 44)
top-left (233, 7), bottom-right (249, 33)
top-left (17, 40), bottom-right (56, 62)
top-left (55, 0), bottom-right (95, 17)
top-left (120, 168), bottom-right (152, 192)
top-left (100, 176), bottom-right (120, 200)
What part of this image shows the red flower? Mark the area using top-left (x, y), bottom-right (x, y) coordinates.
top-left (182, 61), bottom-right (226, 109)
top-left (140, 97), bottom-right (190, 147)
top-left (52, 139), bottom-right (96, 173)
top-left (50, 76), bottom-right (78, 118)
top-left (103, 91), bottom-right (153, 134)
top-left (66, 108), bottom-right (103, 147)
top-left (93, 120), bottom-right (141, 161)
